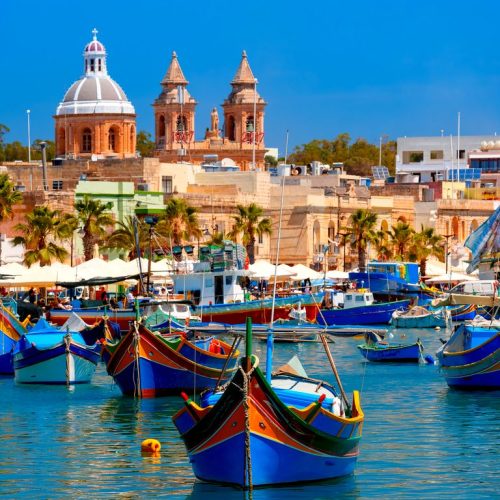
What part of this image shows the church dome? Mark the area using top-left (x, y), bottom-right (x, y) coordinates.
top-left (56, 29), bottom-right (135, 116)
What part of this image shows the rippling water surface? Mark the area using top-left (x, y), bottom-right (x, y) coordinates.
top-left (0, 328), bottom-right (498, 499)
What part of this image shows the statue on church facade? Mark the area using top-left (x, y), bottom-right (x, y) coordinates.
top-left (205, 107), bottom-right (221, 139)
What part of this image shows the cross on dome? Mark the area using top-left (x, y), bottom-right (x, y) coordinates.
top-left (92, 28), bottom-right (98, 40)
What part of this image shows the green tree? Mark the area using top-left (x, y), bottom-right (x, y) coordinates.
top-left (136, 130), bottom-right (155, 157)
top-left (156, 198), bottom-right (202, 249)
top-left (388, 221), bottom-right (415, 259)
top-left (408, 226), bottom-right (444, 276)
top-left (13, 206), bottom-right (74, 267)
top-left (74, 195), bottom-right (115, 261)
top-left (372, 229), bottom-right (393, 261)
top-left (347, 209), bottom-right (378, 271)
top-left (264, 155), bottom-right (278, 167)
top-left (31, 140), bottom-right (56, 162)
top-left (227, 202), bottom-right (272, 264)
top-left (0, 173), bottom-right (23, 264)
top-left (104, 215), bottom-right (150, 259)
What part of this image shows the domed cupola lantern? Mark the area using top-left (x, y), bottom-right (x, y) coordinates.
top-left (54, 29), bottom-right (136, 159)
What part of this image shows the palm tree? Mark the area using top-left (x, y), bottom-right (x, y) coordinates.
top-left (408, 226), bottom-right (444, 277)
top-left (388, 221), bottom-right (415, 259)
top-left (104, 216), bottom-right (150, 260)
top-left (372, 229), bottom-right (393, 261)
top-left (228, 203), bottom-right (272, 265)
top-left (0, 173), bottom-right (23, 264)
top-left (347, 209), bottom-right (378, 271)
top-left (206, 231), bottom-right (227, 246)
top-left (12, 206), bottom-right (74, 267)
top-left (74, 195), bottom-right (115, 261)
top-left (155, 198), bottom-right (202, 249)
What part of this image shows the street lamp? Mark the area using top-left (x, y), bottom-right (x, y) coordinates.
top-left (144, 216), bottom-right (158, 295)
top-left (26, 109), bottom-right (31, 163)
top-left (443, 233), bottom-right (454, 274)
top-left (337, 231), bottom-right (350, 272)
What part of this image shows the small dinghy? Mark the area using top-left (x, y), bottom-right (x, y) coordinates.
top-left (392, 305), bottom-right (447, 328)
top-left (357, 331), bottom-right (423, 362)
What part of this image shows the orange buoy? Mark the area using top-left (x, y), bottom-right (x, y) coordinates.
top-left (141, 438), bottom-right (161, 454)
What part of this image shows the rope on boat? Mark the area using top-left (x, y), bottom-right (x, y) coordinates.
top-left (239, 364), bottom-right (255, 492)
top-left (214, 334), bottom-right (242, 392)
top-left (132, 322), bottom-right (142, 398)
top-left (64, 329), bottom-right (71, 386)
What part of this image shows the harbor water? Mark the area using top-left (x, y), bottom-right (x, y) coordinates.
top-left (0, 327), bottom-right (498, 499)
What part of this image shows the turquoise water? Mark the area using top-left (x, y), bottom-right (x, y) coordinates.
top-left (0, 328), bottom-right (498, 499)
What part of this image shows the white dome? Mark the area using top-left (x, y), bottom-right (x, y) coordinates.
top-left (56, 30), bottom-right (134, 116)
top-left (56, 75), bottom-right (135, 115)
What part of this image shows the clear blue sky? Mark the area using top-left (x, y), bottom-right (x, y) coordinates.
top-left (2, 0), bottom-right (499, 154)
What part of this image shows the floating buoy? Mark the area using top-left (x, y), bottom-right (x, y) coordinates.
top-left (435, 326), bottom-right (441, 331)
top-left (141, 438), bottom-right (161, 454)
top-left (424, 354), bottom-right (435, 365)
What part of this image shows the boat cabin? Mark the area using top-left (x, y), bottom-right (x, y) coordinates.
top-left (365, 262), bottom-right (419, 285)
top-left (343, 289), bottom-right (374, 309)
top-left (171, 242), bottom-right (248, 306)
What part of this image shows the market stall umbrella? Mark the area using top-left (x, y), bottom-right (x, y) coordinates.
top-left (10, 263), bottom-right (73, 287)
top-left (290, 264), bottom-right (323, 282)
top-left (249, 260), bottom-right (296, 280)
top-left (326, 270), bottom-right (349, 280)
top-left (425, 272), bottom-right (478, 284)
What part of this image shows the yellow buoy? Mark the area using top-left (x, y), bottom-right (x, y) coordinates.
top-left (141, 438), bottom-right (161, 454)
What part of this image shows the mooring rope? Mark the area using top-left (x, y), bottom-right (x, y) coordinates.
top-left (238, 364), bottom-right (255, 492)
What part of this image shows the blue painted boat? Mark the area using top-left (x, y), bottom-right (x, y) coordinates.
top-left (357, 332), bottom-right (423, 362)
top-left (436, 323), bottom-right (500, 388)
top-left (317, 290), bottom-right (410, 326)
top-left (101, 323), bottom-right (240, 397)
top-left (13, 318), bottom-right (100, 384)
top-left (349, 261), bottom-right (421, 300)
top-left (449, 303), bottom-right (477, 321)
top-left (172, 321), bottom-right (364, 488)
top-left (0, 303), bottom-right (28, 375)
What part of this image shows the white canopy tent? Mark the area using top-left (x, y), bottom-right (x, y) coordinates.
top-left (326, 270), bottom-right (349, 280)
top-left (425, 272), bottom-right (478, 284)
top-left (249, 260), bottom-right (296, 280)
top-left (290, 264), bottom-right (323, 282)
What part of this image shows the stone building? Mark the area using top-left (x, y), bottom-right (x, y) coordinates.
top-left (154, 51), bottom-right (267, 170)
top-left (54, 29), bottom-right (136, 159)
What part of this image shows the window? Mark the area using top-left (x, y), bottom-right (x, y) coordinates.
top-left (52, 180), bottom-right (63, 190)
top-left (456, 149), bottom-right (465, 159)
top-left (258, 232), bottom-right (264, 244)
top-left (108, 128), bottom-right (116, 151)
top-left (176, 115), bottom-right (187, 132)
top-left (430, 150), bottom-right (443, 160)
top-left (98, 59), bottom-right (102, 71)
top-left (225, 276), bottom-right (233, 286)
top-left (403, 151), bottom-right (424, 163)
top-left (162, 176), bottom-right (173, 194)
top-left (90, 58), bottom-right (95, 72)
top-left (82, 128), bottom-right (92, 152)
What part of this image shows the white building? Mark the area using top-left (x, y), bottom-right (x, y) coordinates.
top-left (396, 135), bottom-right (498, 182)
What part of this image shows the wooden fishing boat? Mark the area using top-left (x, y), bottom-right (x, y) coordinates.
top-left (48, 306), bottom-right (136, 332)
top-left (13, 318), bottom-right (100, 384)
top-left (436, 323), bottom-right (500, 388)
top-left (392, 305), bottom-right (447, 328)
top-left (173, 320), bottom-right (364, 488)
top-left (357, 332), bottom-right (423, 362)
top-left (101, 322), bottom-right (240, 398)
top-left (193, 293), bottom-right (321, 324)
top-left (318, 289), bottom-right (410, 326)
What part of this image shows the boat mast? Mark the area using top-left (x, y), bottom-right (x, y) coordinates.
top-left (267, 130), bottom-right (288, 381)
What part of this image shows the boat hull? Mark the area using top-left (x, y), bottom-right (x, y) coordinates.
top-left (49, 309), bottom-right (135, 331)
top-left (14, 342), bottom-right (99, 384)
top-left (102, 324), bottom-right (239, 397)
top-left (193, 294), bottom-right (321, 325)
top-left (173, 357), bottom-right (363, 488)
top-left (437, 324), bottom-right (500, 388)
top-left (357, 343), bottom-right (421, 362)
top-left (318, 300), bottom-right (410, 326)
